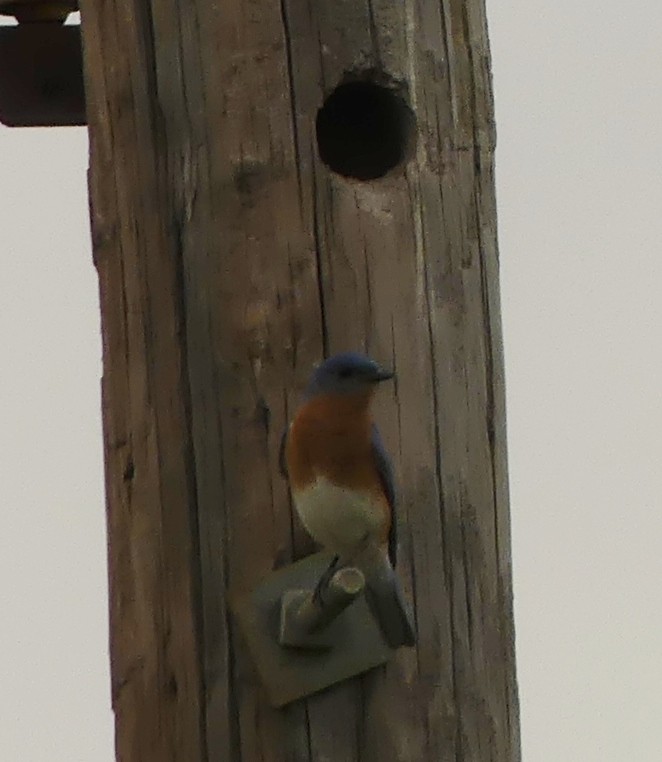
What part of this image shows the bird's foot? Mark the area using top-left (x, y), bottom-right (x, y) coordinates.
top-left (313, 555), bottom-right (340, 605)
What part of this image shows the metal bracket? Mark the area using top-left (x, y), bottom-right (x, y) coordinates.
top-left (232, 552), bottom-right (392, 707)
top-left (279, 565), bottom-right (366, 649)
top-left (0, 21), bottom-right (85, 127)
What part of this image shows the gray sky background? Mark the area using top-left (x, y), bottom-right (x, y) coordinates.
top-left (1, 2), bottom-right (660, 760)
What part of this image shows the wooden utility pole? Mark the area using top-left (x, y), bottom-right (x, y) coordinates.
top-left (81, 0), bottom-right (519, 759)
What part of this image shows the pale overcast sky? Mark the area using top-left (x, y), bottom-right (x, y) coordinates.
top-left (1, 2), bottom-right (661, 760)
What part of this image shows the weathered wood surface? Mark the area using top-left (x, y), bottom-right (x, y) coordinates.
top-left (81, 0), bottom-right (519, 759)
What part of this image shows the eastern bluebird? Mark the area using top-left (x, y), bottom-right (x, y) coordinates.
top-left (281, 352), bottom-right (415, 648)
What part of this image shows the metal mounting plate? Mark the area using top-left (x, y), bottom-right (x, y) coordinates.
top-left (0, 24), bottom-right (85, 127)
top-left (232, 552), bottom-right (391, 707)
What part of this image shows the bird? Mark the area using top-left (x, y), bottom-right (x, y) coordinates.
top-left (281, 352), bottom-right (415, 648)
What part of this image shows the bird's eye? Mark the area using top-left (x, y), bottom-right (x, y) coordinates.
top-left (338, 367), bottom-right (353, 379)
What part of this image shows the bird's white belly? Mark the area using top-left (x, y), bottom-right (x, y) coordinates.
top-left (293, 478), bottom-right (385, 555)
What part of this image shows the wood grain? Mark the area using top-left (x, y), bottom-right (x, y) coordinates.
top-left (81, 0), bottom-right (520, 758)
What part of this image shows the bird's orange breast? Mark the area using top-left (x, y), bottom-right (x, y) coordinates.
top-left (285, 392), bottom-right (390, 543)
top-left (286, 392), bottom-right (375, 490)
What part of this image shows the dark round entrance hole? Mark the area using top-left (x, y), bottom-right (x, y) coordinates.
top-left (315, 81), bottom-right (415, 181)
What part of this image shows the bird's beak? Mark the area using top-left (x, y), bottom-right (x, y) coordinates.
top-left (372, 366), bottom-right (395, 382)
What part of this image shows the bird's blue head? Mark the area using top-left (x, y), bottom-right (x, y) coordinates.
top-left (305, 352), bottom-right (394, 397)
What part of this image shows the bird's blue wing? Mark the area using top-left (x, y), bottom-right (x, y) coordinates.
top-left (371, 424), bottom-right (397, 566)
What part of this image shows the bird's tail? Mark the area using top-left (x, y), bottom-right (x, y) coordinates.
top-left (361, 550), bottom-right (416, 648)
